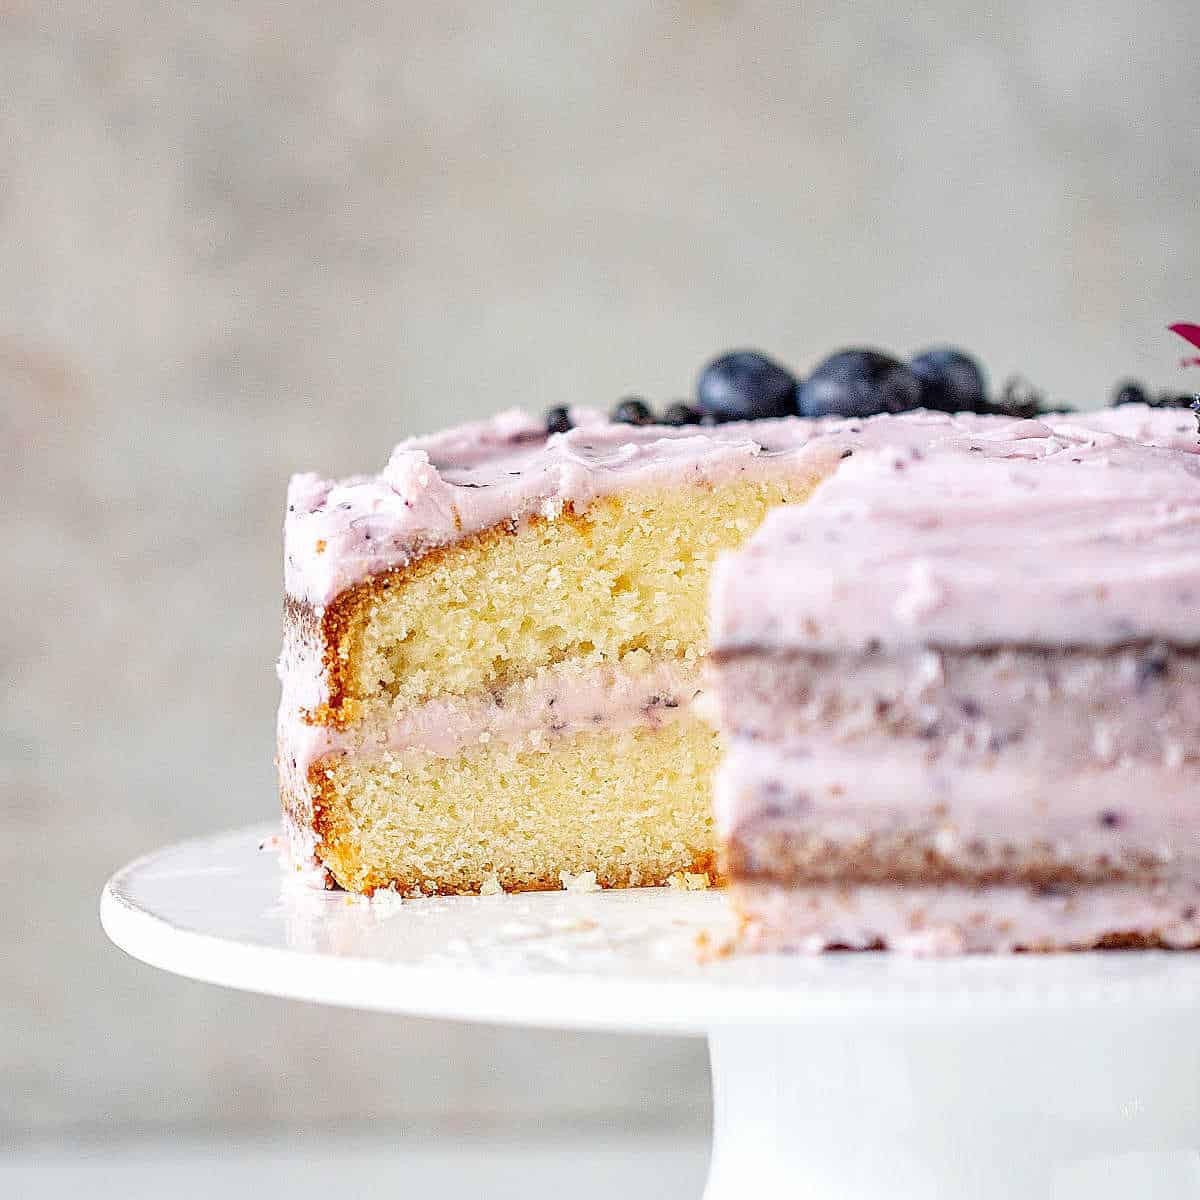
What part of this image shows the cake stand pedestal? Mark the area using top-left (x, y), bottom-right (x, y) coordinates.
top-left (102, 824), bottom-right (1200, 1200)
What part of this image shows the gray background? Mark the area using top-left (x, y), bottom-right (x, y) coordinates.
top-left (4, 0), bottom-right (1198, 1154)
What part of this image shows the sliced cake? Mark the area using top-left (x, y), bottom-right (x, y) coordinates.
top-left (278, 406), bottom-right (853, 893)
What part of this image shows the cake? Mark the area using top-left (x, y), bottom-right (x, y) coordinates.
top-left (277, 330), bottom-right (1199, 911)
top-left (710, 412), bottom-right (1200, 952)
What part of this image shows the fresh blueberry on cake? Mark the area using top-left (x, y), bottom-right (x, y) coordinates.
top-left (696, 350), bottom-right (798, 422)
top-left (661, 401), bottom-right (702, 427)
top-left (611, 397), bottom-right (655, 425)
top-left (908, 347), bottom-right (987, 413)
top-left (1156, 392), bottom-right (1200, 409)
top-left (796, 349), bottom-right (924, 418)
top-left (1111, 381), bottom-right (1150, 408)
top-left (992, 373), bottom-right (1052, 418)
top-left (544, 405), bottom-right (573, 434)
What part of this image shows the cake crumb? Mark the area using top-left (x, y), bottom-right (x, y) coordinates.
top-left (559, 869), bottom-right (600, 893)
top-left (370, 886), bottom-right (405, 913)
top-left (479, 874), bottom-right (503, 897)
top-left (667, 870), bottom-right (711, 891)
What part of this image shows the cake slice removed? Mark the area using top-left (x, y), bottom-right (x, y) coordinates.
top-left (710, 417), bottom-right (1200, 952)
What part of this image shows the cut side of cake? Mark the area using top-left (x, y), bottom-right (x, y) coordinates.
top-left (278, 406), bottom-right (869, 893)
top-left (710, 416), bottom-right (1200, 952)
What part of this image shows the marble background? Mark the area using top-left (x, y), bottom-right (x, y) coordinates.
top-left (4, 0), bottom-right (1197, 1140)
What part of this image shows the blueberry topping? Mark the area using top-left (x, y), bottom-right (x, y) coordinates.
top-left (1099, 809), bottom-right (1123, 829)
top-left (908, 348), bottom-right (987, 413)
top-left (796, 349), bottom-right (923, 419)
top-left (1154, 391), bottom-right (1200, 409)
top-left (544, 405), bottom-right (572, 434)
top-left (991, 375), bottom-right (1049, 419)
top-left (611, 397), bottom-right (654, 425)
top-left (1111, 381), bottom-right (1149, 408)
top-left (696, 350), bottom-right (798, 422)
top-left (661, 401), bottom-right (701, 426)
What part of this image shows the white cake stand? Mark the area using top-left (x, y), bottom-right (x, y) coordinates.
top-left (102, 824), bottom-right (1200, 1199)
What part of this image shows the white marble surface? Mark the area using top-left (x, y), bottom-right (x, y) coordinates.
top-left (4, 0), bottom-right (1199, 1141)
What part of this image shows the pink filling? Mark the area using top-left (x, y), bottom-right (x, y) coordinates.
top-left (736, 880), bottom-right (1200, 954)
top-left (278, 658), bottom-right (704, 775)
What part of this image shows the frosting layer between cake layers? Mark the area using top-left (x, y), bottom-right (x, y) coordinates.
top-left (285, 657), bottom-right (703, 770)
top-left (711, 413), bottom-right (1200, 952)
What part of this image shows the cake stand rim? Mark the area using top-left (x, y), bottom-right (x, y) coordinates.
top-left (100, 822), bottom-right (1200, 1035)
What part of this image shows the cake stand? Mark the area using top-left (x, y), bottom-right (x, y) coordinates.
top-left (102, 824), bottom-right (1200, 1199)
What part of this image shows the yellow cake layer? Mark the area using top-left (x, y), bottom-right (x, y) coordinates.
top-left (312, 717), bottom-right (723, 894)
top-left (334, 478), bottom-right (816, 714)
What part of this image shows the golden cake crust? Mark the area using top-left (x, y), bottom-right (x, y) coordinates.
top-left (290, 504), bottom-right (602, 730)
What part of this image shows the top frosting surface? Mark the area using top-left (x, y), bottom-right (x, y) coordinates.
top-left (283, 402), bottom-right (1200, 614)
top-left (711, 406), bottom-right (1200, 652)
top-left (283, 404), bottom-right (1008, 607)
top-left (1064, 403), bottom-right (1200, 451)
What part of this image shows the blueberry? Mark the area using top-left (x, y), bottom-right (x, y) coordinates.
top-left (796, 349), bottom-right (923, 419)
top-left (1153, 391), bottom-right (1199, 409)
top-left (544, 405), bottom-right (572, 434)
top-left (696, 350), bottom-right (798, 422)
top-left (661, 401), bottom-right (701, 426)
top-left (993, 375), bottom-right (1048, 419)
top-left (1111, 381), bottom-right (1149, 408)
top-left (611, 397), bottom-right (654, 425)
top-left (908, 348), bottom-right (988, 413)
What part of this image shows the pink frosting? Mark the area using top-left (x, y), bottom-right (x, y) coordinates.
top-left (285, 404), bottom-right (1200, 613)
top-left (712, 414), bottom-right (1200, 653)
top-left (735, 880), bottom-right (1200, 954)
top-left (284, 407), bottom-right (826, 607)
top-left (280, 657), bottom-right (702, 774)
top-left (1063, 403), bottom-right (1200, 453)
top-left (281, 406), bottom-right (1053, 609)
top-left (714, 740), bottom-right (1196, 860)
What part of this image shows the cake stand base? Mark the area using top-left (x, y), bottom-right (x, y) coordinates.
top-left (706, 1018), bottom-right (1200, 1199)
top-left (102, 825), bottom-right (1200, 1200)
